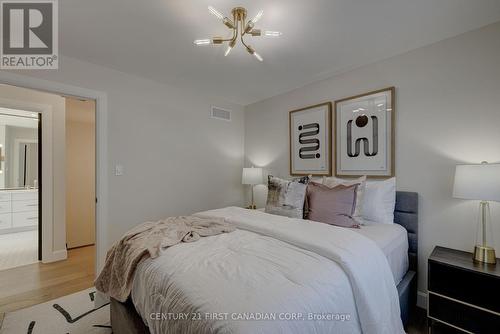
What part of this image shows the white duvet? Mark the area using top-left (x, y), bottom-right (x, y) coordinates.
top-left (131, 207), bottom-right (404, 334)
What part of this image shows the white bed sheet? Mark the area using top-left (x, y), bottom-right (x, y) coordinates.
top-left (131, 208), bottom-right (404, 334)
top-left (352, 224), bottom-right (409, 285)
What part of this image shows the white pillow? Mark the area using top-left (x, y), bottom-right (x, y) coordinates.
top-left (322, 175), bottom-right (366, 224)
top-left (308, 175), bottom-right (324, 184)
top-left (362, 177), bottom-right (396, 225)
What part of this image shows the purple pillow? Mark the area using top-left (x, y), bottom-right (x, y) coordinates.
top-left (306, 182), bottom-right (360, 228)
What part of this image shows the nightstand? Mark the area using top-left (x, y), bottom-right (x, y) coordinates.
top-left (428, 246), bottom-right (500, 333)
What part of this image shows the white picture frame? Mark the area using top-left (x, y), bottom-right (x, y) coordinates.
top-left (289, 102), bottom-right (332, 176)
top-left (334, 87), bottom-right (395, 178)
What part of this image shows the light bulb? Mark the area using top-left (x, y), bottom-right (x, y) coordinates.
top-left (253, 52), bottom-right (263, 62)
top-left (264, 31), bottom-right (282, 37)
top-left (250, 29), bottom-right (261, 37)
top-left (194, 39), bottom-right (211, 45)
top-left (251, 10), bottom-right (263, 24)
top-left (224, 46), bottom-right (233, 56)
top-left (208, 6), bottom-right (224, 20)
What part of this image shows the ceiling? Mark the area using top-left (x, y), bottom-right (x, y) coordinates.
top-left (60, 0), bottom-right (500, 105)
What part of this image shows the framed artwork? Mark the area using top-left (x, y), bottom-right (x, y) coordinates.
top-left (289, 102), bottom-right (332, 176)
top-left (334, 87), bottom-right (395, 178)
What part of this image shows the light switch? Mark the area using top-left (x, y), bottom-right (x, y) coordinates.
top-left (115, 164), bottom-right (124, 176)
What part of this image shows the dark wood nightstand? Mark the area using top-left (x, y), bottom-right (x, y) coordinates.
top-left (428, 246), bottom-right (500, 333)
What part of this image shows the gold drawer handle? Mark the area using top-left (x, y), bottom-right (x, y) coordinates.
top-left (26, 217), bottom-right (37, 220)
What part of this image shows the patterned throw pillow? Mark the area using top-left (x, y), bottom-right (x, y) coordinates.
top-left (265, 175), bottom-right (309, 219)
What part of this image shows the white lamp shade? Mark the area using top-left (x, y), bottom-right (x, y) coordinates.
top-left (453, 163), bottom-right (500, 202)
top-left (242, 167), bottom-right (263, 185)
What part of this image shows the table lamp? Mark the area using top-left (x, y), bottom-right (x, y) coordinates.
top-left (242, 167), bottom-right (262, 209)
top-left (453, 162), bottom-right (500, 264)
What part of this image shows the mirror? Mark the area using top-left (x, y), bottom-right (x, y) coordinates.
top-left (0, 109), bottom-right (39, 190)
top-left (17, 142), bottom-right (38, 188)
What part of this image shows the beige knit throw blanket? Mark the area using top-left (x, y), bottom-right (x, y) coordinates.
top-left (95, 215), bottom-right (235, 302)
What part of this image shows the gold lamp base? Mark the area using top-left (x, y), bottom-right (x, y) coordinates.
top-left (473, 245), bottom-right (497, 265)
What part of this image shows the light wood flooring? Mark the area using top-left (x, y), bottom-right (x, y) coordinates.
top-left (0, 245), bottom-right (95, 315)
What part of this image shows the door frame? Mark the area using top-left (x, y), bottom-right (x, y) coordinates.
top-left (0, 71), bottom-right (108, 273)
top-left (0, 97), bottom-right (55, 262)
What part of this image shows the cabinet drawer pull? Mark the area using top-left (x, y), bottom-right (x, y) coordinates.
top-left (26, 217), bottom-right (38, 220)
top-left (27, 204), bottom-right (38, 207)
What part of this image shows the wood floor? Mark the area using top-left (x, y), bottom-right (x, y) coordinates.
top-left (0, 245), bottom-right (95, 314)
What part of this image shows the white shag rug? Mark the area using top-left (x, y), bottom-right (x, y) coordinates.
top-left (0, 288), bottom-right (111, 334)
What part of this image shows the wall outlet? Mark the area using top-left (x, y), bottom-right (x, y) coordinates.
top-left (115, 164), bottom-right (124, 176)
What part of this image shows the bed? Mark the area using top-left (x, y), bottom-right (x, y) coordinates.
top-left (110, 191), bottom-right (418, 334)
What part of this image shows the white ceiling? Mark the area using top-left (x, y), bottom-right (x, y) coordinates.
top-left (60, 0), bottom-right (500, 105)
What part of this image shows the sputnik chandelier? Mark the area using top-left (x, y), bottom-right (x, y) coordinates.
top-left (194, 6), bottom-right (282, 62)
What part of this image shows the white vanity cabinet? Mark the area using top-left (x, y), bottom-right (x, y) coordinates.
top-left (0, 189), bottom-right (38, 234)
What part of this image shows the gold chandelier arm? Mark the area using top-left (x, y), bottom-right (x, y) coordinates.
top-left (240, 36), bottom-right (249, 49)
top-left (213, 21), bottom-right (238, 45)
top-left (240, 29), bottom-right (251, 50)
top-left (212, 36), bottom-right (235, 44)
top-left (241, 15), bottom-right (251, 37)
top-left (237, 14), bottom-right (251, 49)
top-left (231, 13), bottom-right (238, 43)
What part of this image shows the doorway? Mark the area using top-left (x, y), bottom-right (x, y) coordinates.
top-left (0, 109), bottom-right (40, 271)
top-left (0, 84), bottom-right (98, 313)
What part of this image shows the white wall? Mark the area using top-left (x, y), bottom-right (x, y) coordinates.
top-left (244, 22), bottom-right (500, 298)
top-left (0, 55), bottom-right (246, 263)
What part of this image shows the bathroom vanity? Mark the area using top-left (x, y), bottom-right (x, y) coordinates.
top-left (0, 189), bottom-right (38, 234)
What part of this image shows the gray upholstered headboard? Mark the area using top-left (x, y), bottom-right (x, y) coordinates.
top-left (394, 191), bottom-right (418, 272)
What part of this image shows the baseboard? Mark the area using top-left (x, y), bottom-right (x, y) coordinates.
top-left (42, 249), bottom-right (67, 263)
top-left (417, 290), bottom-right (427, 309)
top-left (67, 243), bottom-right (95, 250)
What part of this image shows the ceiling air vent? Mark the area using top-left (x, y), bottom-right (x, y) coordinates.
top-left (211, 106), bottom-right (231, 121)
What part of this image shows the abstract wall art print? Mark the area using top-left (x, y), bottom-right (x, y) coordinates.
top-left (334, 87), bottom-right (395, 177)
top-left (289, 102), bottom-right (332, 176)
